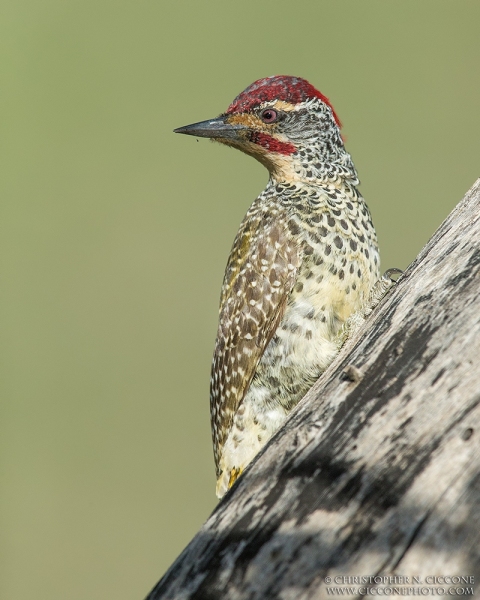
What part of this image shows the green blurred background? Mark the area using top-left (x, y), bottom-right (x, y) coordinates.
top-left (1, 1), bottom-right (479, 598)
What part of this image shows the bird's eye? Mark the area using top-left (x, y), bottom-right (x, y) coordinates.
top-left (260, 109), bottom-right (278, 123)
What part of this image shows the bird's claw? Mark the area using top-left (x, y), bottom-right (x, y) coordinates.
top-left (339, 266), bottom-right (403, 346)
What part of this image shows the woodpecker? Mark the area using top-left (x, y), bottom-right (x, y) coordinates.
top-left (175, 75), bottom-right (380, 498)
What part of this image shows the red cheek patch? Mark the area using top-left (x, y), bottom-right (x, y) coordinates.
top-left (250, 132), bottom-right (296, 155)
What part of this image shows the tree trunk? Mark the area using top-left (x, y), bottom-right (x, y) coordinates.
top-left (146, 179), bottom-right (480, 600)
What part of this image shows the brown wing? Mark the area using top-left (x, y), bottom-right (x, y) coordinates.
top-left (210, 217), bottom-right (301, 475)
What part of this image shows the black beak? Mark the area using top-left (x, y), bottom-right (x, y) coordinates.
top-left (174, 116), bottom-right (247, 141)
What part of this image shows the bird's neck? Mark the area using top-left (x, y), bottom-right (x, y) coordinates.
top-left (263, 178), bottom-right (362, 208)
top-left (266, 138), bottom-right (360, 192)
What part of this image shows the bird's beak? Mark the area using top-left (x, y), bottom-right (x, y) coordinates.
top-left (174, 116), bottom-right (247, 141)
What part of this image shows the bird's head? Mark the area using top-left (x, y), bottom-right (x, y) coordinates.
top-left (175, 75), bottom-right (356, 185)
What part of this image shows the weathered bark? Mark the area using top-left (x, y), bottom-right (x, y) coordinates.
top-left (147, 180), bottom-right (480, 600)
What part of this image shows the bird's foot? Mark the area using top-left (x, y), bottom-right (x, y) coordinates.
top-left (216, 466), bottom-right (243, 499)
top-left (339, 268), bottom-right (403, 346)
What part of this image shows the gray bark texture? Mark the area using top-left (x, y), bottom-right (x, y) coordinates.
top-left (146, 179), bottom-right (480, 600)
